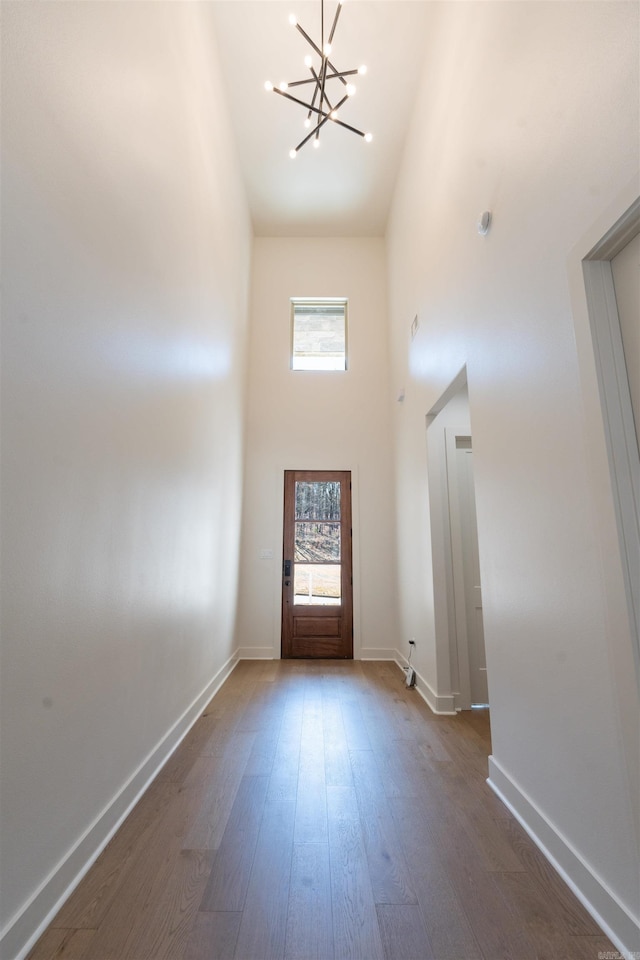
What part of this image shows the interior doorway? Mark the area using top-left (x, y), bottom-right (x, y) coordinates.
top-left (281, 470), bottom-right (353, 658)
top-left (446, 431), bottom-right (488, 706)
top-left (426, 372), bottom-right (489, 710)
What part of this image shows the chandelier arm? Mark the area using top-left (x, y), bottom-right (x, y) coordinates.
top-left (325, 58), bottom-right (348, 87)
top-left (330, 116), bottom-right (366, 137)
top-left (325, 68), bottom-right (358, 80)
top-left (295, 113), bottom-right (331, 153)
top-left (307, 67), bottom-right (322, 121)
top-left (287, 77), bottom-right (321, 89)
top-left (273, 87), bottom-right (328, 117)
top-left (310, 67), bottom-right (332, 112)
top-left (319, 56), bottom-right (329, 120)
top-left (295, 23), bottom-right (323, 60)
top-left (310, 67), bottom-right (331, 106)
top-left (279, 69), bottom-right (354, 91)
top-left (309, 82), bottom-right (319, 118)
top-left (327, 0), bottom-right (343, 44)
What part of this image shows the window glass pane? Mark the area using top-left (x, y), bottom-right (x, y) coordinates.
top-left (295, 481), bottom-right (341, 521)
top-left (292, 300), bottom-right (346, 371)
top-left (293, 564), bottom-right (341, 605)
top-left (295, 522), bottom-right (341, 562)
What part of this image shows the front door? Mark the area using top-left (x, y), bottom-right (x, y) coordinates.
top-left (281, 470), bottom-right (353, 658)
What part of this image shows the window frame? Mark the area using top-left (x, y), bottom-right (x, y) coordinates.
top-left (290, 297), bottom-right (349, 372)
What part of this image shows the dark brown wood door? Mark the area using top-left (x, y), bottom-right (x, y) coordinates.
top-left (281, 470), bottom-right (353, 658)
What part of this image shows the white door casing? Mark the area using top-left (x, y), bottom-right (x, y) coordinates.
top-left (582, 198), bottom-right (640, 685)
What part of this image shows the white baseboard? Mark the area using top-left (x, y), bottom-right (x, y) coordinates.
top-left (236, 646), bottom-right (276, 659)
top-left (488, 754), bottom-right (640, 958)
top-left (1, 653), bottom-right (240, 960)
top-left (236, 647), bottom-right (402, 661)
top-left (392, 653), bottom-right (457, 715)
top-left (360, 647), bottom-right (398, 660)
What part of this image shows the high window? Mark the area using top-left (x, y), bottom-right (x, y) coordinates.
top-left (291, 298), bottom-right (347, 371)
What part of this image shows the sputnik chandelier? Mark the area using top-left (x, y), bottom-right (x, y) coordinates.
top-left (264, 0), bottom-right (372, 158)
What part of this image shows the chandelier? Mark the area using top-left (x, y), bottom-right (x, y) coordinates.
top-left (264, 0), bottom-right (372, 158)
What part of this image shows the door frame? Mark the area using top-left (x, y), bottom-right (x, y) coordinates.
top-left (581, 197), bottom-right (640, 680)
top-left (444, 427), bottom-right (489, 709)
top-left (280, 469), bottom-right (354, 659)
top-left (445, 428), bottom-right (473, 710)
top-left (568, 188), bottom-right (640, 851)
top-left (425, 369), bottom-right (475, 714)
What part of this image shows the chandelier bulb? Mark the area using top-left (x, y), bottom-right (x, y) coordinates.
top-left (304, 55), bottom-right (313, 68)
top-left (323, 42), bottom-right (332, 56)
top-left (313, 138), bottom-right (320, 149)
top-left (279, 81), bottom-right (288, 92)
top-left (289, 149), bottom-right (297, 159)
top-left (289, 14), bottom-right (297, 26)
top-left (346, 84), bottom-right (356, 96)
top-left (264, 81), bottom-right (274, 92)
top-left (358, 64), bottom-right (367, 75)
top-left (304, 117), bottom-right (312, 129)
top-left (330, 110), bottom-right (339, 120)
top-left (364, 132), bottom-right (373, 142)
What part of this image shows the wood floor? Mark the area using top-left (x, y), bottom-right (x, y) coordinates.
top-left (29, 660), bottom-right (616, 960)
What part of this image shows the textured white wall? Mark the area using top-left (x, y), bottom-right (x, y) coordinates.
top-left (387, 0), bottom-right (639, 949)
top-left (0, 3), bottom-right (251, 954)
top-left (236, 238), bottom-right (398, 659)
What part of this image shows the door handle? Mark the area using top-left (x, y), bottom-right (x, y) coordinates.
top-left (283, 559), bottom-right (291, 583)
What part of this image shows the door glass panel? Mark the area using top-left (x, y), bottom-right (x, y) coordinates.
top-left (295, 523), bottom-right (341, 562)
top-left (295, 481), bottom-right (341, 520)
top-left (294, 564), bottom-right (341, 605)
top-left (294, 481), bottom-right (341, 605)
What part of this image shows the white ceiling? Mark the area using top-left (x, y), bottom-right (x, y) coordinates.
top-left (210, 1), bottom-right (435, 236)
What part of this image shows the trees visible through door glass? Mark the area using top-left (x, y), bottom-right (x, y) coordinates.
top-left (295, 481), bottom-right (341, 520)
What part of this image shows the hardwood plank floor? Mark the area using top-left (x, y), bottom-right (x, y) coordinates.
top-left (29, 660), bottom-right (618, 960)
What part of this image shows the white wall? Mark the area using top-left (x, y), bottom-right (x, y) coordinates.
top-left (236, 238), bottom-right (398, 660)
top-left (387, 1), bottom-right (639, 953)
top-left (0, 4), bottom-right (251, 957)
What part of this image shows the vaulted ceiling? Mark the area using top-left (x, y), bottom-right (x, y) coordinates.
top-left (210, 1), bottom-right (435, 236)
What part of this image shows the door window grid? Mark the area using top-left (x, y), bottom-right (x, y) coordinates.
top-left (293, 481), bottom-right (341, 605)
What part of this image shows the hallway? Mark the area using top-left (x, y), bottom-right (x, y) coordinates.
top-left (28, 660), bottom-right (615, 960)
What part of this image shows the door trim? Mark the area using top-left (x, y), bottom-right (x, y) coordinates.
top-left (445, 428), bottom-right (473, 710)
top-left (582, 197), bottom-right (640, 681)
